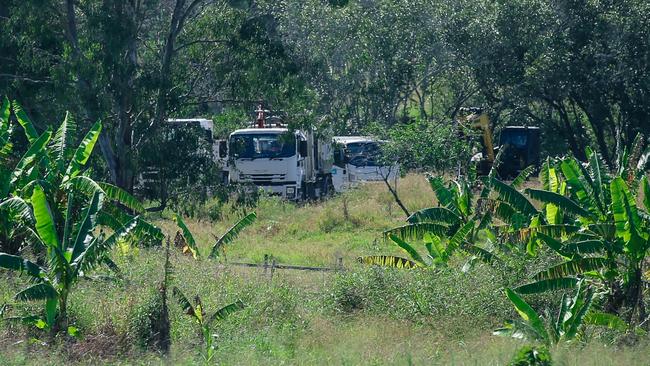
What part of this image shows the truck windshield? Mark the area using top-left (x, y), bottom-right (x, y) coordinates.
top-left (501, 130), bottom-right (528, 149)
top-left (345, 142), bottom-right (383, 166)
top-left (229, 133), bottom-right (296, 159)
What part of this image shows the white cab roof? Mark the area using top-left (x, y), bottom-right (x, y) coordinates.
top-left (332, 136), bottom-right (375, 144)
top-left (231, 127), bottom-right (290, 135)
top-left (167, 118), bottom-right (213, 132)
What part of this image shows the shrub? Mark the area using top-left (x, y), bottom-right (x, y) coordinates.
top-left (509, 345), bottom-right (552, 366)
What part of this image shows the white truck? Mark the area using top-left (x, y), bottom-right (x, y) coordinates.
top-left (331, 136), bottom-right (399, 192)
top-left (221, 108), bottom-right (334, 200)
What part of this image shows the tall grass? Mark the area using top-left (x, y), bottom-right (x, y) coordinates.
top-left (0, 175), bottom-right (647, 365)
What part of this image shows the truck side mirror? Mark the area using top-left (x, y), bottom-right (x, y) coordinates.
top-left (299, 140), bottom-right (308, 157)
top-left (218, 140), bottom-right (227, 158)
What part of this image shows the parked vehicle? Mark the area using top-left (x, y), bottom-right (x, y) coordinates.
top-left (331, 136), bottom-right (399, 192)
top-left (457, 107), bottom-right (540, 178)
top-left (222, 106), bottom-right (334, 200)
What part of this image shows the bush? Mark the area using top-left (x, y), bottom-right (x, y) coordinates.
top-left (128, 288), bottom-right (169, 352)
top-left (328, 264), bottom-right (515, 329)
top-left (509, 345), bottom-right (552, 366)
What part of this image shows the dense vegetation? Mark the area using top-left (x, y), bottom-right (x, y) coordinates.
top-left (2, 0), bottom-right (649, 194)
top-left (1, 0), bottom-right (649, 364)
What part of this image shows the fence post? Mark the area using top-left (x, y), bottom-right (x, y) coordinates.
top-left (337, 256), bottom-right (343, 271)
top-left (263, 254), bottom-right (269, 276)
top-left (270, 258), bottom-right (277, 280)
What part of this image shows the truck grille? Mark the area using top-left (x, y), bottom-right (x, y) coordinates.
top-left (239, 173), bottom-right (290, 186)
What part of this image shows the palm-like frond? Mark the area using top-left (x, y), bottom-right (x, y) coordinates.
top-left (583, 312), bottom-right (627, 331)
top-left (511, 165), bottom-right (536, 189)
top-left (50, 112), bottom-right (77, 169)
top-left (564, 285), bottom-right (595, 339)
top-left (98, 182), bottom-right (145, 214)
top-left (174, 213), bottom-right (199, 258)
top-left (70, 191), bottom-right (104, 260)
top-left (535, 233), bottom-right (569, 258)
top-left (64, 121), bottom-right (102, 182)
top-left (642, 175), bottom-right (650, 212)
top-left (427, 175), bottom-right (457, 211)
top-left (533, 257), bottom-right (607, 280)
top-left (388, 234), bottom-right (429, 266)
top-left (208, 300), bottom-right (245, 324)
top-left (0, 96), bottom-right (9, 126)
top-left (383, 222), bottom-right (449, 241)
top-left (486, 177), bottom-right (538, 217)
top-left (31, 184), bottom-right (59, 249)
top-left (562, 240), bottom-right (605, 256)
top-left (0, 253), bottom-right (44, 278)
top-left (14, 283), bottom-right (57, 301)
top-left (462, 244), bottom-right (501, 264)
top-left (504, 288), bottom-right (549, 343)
top-left (585, 148), bottom-right (610, 207)
top-left (514, 278), bottom-right (579, 294)
top-left (492, 201), bottom-right (527, 228)
top-left (407, 207), bottom-right (461, 225)
top-left (12, 101), bottom-right (39, 143)
top-left (75, 216), bottom-right (139, 274)
top-left (10, 130), bottom-right (52, 188)
top-left (610, 177), bottom-right (641, 240)
top-left (525, 189), bottom-right (594, 220)
top-left (0, 196), bottom-right (34, 223)
top-left (560, 157), bottom-right (602, 215)
top-left (357, 255), bottom-right (418, 269)
top-left (172, 287), bottom-right (196, 317)
top-left (516, 225), bottom-right (581, 243)
top-left (209, 212), bottom-right (256, 258)
top-left (447, 221), bottom-right (474, 253)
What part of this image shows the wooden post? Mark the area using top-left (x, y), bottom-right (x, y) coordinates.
top-left (337, 256), bottom-right (343, 271)
top-left (263, 254), bottom-right (269, 276)
top-left (270, 258), bottom-right (277, 280)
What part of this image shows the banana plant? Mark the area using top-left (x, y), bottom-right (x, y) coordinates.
top-left (361, 173), bottom-right (513, 269)
top-left (0, 100), bottom-right (152, 254)
top-left (0, 188), bottom-right (143, 332)
top-left (495, 281), bottom-right (626, 345)
top-left (504, 149), bottom-right (649, 322)
top-left (173, 287), bottom-right (245, 363)
top-left (173, 212), bottom-right (257, 259)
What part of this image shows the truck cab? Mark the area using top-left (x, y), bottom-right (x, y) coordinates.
top-left (331, 136), bottom-right (399, 192)
top-left (225, 109), bottom-right (333, 200)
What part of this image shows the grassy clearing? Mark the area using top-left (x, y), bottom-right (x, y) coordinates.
top-left (153, 175), bottom-right (435, 266)
top-left (1, 174), bottom-right (648, 364)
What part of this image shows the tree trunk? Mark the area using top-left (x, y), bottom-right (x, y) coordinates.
top-left (381, 168), bottom-right (410, 218)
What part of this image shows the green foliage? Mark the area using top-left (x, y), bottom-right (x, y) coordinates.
top-left (173, 287), bottom-right (245, 362)
top-left (508, 345), bottom-right (552, 366)
top-left (357, 255), bottom-right (418, 269)
top-left (512, 150), bottom-right (649, 321)
top-left (495, 281), bottom-right (625, 345)
top-left (173, 211), bottom-right (256, 259)
top-left (128, 288), bottom-right (168, 351)
top-left (373, 174), bottom-right (503, 269)
top-left (0, 105), bottom-right (162, 332)
top-left (210, 212), bottom-right (257, 258)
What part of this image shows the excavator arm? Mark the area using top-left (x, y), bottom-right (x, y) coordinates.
top-left (457, 108), bottom-right (495, 163)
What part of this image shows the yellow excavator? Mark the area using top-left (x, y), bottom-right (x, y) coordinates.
top-left (457, 107), bottom-right (540, 178)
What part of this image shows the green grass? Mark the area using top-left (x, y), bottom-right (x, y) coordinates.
top-left (153, 175), bottom-right (436, 266)
top-left (0, 174), bottom-right (648, 365)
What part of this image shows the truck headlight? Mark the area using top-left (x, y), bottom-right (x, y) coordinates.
top-left (286, 186), bottom-right (295, 197)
